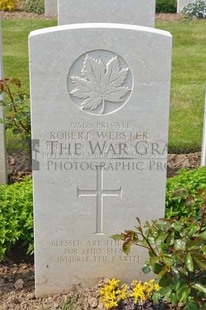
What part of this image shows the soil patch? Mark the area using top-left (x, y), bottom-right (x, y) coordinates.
top-left (0, 261), bottom-right (183, 310)
top-left (0, 11), bottom-right (182, 22)
top-left (6, 151), bottom-right (202, 183)
top-left (0, 11), bottom-right (53, 20)
top-left (156, 13), bottom-right (182, 22)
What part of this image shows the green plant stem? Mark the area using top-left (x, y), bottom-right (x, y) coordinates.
top-left (4, 80), bottom-right (28, 133)
top-left (139, 231), bottom-right (157, 257)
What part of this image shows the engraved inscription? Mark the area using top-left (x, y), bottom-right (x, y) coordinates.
top-left (68, 50), bottom-right (133, 115)
top-left (51, 239), bottom-right (141, 264)
top-left (77, 166), bottom-right (122, 234)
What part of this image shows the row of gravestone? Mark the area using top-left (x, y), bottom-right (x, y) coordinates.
top-left (45, 0), bottom-right (205, 17)
top-left (30, 0), bottom-right (172, 297)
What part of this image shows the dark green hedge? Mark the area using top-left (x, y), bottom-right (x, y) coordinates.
top-left (156, 0), bottom-right (177, 13)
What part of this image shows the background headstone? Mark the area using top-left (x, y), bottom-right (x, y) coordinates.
top-left (58, 0), bottom-right (155, 27)
top-left (0, 19), bottom-right (7, 184)
top-left (30, 23), bottom-right (172, 297)
top-left (45, 0), bottom-right (57, 17)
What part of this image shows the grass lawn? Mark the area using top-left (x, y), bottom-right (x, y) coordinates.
top-left (2, 18), bottom-right (206, 153)
top-left (2, 19), bottom-right (57, 90)
top-left (156, 19), bottom-right (206, 153)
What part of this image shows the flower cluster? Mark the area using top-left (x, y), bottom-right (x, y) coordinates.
top-left (0, 0), bottom-right (17, 11)
top-left (99, 279), bottom-right (128, 309)
top-left (99, 278), bottom-right (160, 309)
top-left (182, 0), bottom-right (206, 19)
top-left (130, 279), bottom-right (160, 304)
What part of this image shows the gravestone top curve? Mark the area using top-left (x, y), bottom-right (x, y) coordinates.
top-left (30, 23), bottom-right (172, 38)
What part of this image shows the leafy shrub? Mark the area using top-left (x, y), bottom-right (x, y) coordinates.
top-left (0, 0), bottom-right (17, 11)
top-left (24, 0), bottom-right (44, 14)
top-left (156, 0), bottom-right (177, 13)
top-left (113, 209), bottom-right (206, 307)
top-left (113, 191), bottom-right (206, 309)
top-left (0, 78), bottom-right (31, 143)
top-left (166, 167), bottom-right (206, 219)
top-left (0, 178), bottom-right (33, 261)
top-left (182, 0), bottom-right (206, 19)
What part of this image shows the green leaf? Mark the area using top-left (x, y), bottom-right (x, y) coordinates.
top-left (159, 287), bottom-right (172, 300)
top-left (172, 221), bottom-right (183, 231)
top-left (150, 256), bottom-right (160, 265)
top-left (174, 239), bottom-right (186, 251)
top-left (184, 300), bottom-right (200, 310)
top-left (111, 234), bottom-right (124, 241)
top-left (170, 293), bottom-right (179, 305)
top-left (136, 217), bottom-right (141, 225)
top-left (151, 262), bottom-right (164, 274)
top-left (192, 253), bottom-right (206, 270)
top-left (159, 273), bottom-right (171, 287)
top-left (187, 239), bottom-right (205, 250)
top-left (185, 253), bottom-right (194, 272)
top-left (122, 242), bottom-right (131, 254)
top-left (152, 291), bottom-right (161, 303)
top-left (192, 283), bottom-right (206, 294)
top-left (157, 265), bottom-right (169, 277)
top-left (197, 232), bottom-right (206, 240)
top-left (178, 285), bottom-right (190, 303)
top-left (162, 255), bottom-right (173, 267)
top-left (144, 221), bottom-right (150, 228)
top-left (142, 264), bottom-right (151, 274)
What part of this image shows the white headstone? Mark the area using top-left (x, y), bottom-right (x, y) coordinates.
top-left (177, 0), bottom-right (205, 13)
top-left (45, 0), bottom-right (57, 17)
top-left (0, 19), bottom-right (7, 184)
top-left (58, 0), bottom-right (155, 27)
top-left (30, 23), bottom-right (172, 297)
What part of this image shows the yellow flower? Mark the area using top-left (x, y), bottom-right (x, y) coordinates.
top-left (0, 0), bottom-right (17, 11)
top-left (99, 278), bottom-right (160, 309)
top-left (117, 284), bottom-right (129, 301)
top-left (108, 279), bottom-right (120, 287)
top-left (130, 279), bottom-right (160, 304)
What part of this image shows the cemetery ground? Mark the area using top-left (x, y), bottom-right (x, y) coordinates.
top-left (0, 11), bottom-right (206, 310)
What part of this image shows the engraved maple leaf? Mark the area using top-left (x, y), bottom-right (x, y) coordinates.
top-left (70, 54), bottom-right (131, 114)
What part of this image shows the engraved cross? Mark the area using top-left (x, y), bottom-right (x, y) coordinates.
top-left (77, 166), bottom-right (122, 234)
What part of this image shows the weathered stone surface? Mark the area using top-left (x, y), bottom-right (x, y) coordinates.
top-left (29, 24), bottom-right (172, 297)
top-left (58, 0), bottom-right (155, 27)
top-left (45, 0), bottom-right (57, 17)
